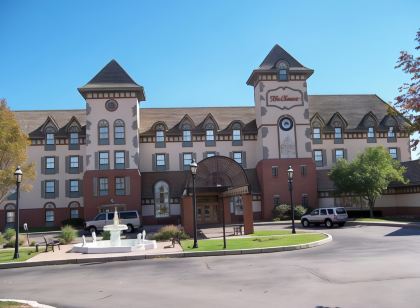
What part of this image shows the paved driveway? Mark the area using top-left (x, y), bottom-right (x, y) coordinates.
top-left (1, 225), bottom-right (420, 308)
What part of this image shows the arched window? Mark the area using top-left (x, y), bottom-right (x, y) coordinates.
top-left (154, 181), bottom-right (170, 218)
top-left (69, 201), bottom-right (80, 219)
top-left (98, 120), bottom-right (109, 145)
top-left (44, 202), bottom-right (56, 225)
top-left (277, 62), bottom-right (289, 81)
top-left (114, 119), bottom-right (125, 145)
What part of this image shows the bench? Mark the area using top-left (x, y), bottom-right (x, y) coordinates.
top-left (233, 225), bottom-right (244, 236)
top-left (35, 236), bottom-right (61, 252)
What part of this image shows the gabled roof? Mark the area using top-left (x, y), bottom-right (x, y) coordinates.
top-left (78, 60), bottom-right (145, 101)
top-left (259, 44), bottom-right (305, 69)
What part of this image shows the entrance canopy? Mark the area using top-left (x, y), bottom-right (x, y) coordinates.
top-left (186, 156), bottom-right (250, 197)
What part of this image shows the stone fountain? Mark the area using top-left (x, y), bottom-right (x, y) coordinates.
top-left (72, 208), bottom-right (157, 254)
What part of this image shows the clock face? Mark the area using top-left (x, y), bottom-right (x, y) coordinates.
top-left (105, 99), bottom-right (118, 112)
top-left (279, 117), bottom-right (293, 131)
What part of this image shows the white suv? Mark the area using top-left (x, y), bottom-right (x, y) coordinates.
top-left (85, 210), bottom-right (141, 234)
top-left (301, 207), bottom-right (348, 228)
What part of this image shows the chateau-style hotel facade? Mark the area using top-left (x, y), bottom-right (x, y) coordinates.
top-left (2, 45), bottom-right (419, 232)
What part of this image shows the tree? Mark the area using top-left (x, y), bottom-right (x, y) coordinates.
top-left (0, 99), bottom-right (35, 203)
top-left (329, 147), bottom-right (407, 218)
top-left (393, 29), bottom-right (420, 150)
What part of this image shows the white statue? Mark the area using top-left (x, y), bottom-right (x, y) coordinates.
top-left (82, 235), bottom-right (87, 247)
top-left (92, 231), bottom-right (97, 243)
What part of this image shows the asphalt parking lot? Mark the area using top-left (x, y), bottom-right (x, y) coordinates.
top-left (1, 224), bottom-right (420, 308)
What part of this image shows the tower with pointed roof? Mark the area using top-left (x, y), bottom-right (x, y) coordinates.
top-left (247, 44), bottom-right (317, 219)
top-left (78, 60), bottom-right (146, 219)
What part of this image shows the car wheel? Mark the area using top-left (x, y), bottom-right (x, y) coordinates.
top-left (88, 226), bottom-right (97, 234)
top-left (126, 224), bottom-right (134, 233)
top-left (338, 222), bottom-right (346, 227)
top-left (301, 219), bottom-right (310, 228)
top-left (325, 219), bottom-right (333, 228)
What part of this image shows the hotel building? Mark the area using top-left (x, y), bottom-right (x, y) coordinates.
top-left (1, 45), bottom-right (419, 233)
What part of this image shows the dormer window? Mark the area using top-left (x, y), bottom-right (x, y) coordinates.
top-left (367, 127), bottom-right (376, 143)
top-left (312, 127), bottom-right (322, 144)
top-left (70, 132), bottom-right (78, 144)
top-left (68, 125), bottom-right (80, 150)
top-left (387, 126), bottom-right (396, 142)
top-left (205, 123), bottom-right (216, 146)
top-left (182, 124), bottom-right (192, 147)
top-left (334, 127), bottom-right (343, 144)
top-left (277, 62), bottom-right (289, 81)
top-left (232, 122), bottom-right (242, 146)
top-left (156, 130), bottom-right (164, 143)
top-left (46, 133), bottom-right (55, 145)
top-left (45, 126), bottom-right (56, 151)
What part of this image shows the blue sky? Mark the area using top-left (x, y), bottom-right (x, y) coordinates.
top-left (1, 0), bottom-right (419, 157)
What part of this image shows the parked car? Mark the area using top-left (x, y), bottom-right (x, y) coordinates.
top-left (85, 210), bottom-right (141, 234)
top-left (301, 207), bottom-right (348, 228)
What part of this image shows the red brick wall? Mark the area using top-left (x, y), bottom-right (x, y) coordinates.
top-left (83, 169), bottom-right (141, 220)
top-left (256, 158), bottom-right (318, 220)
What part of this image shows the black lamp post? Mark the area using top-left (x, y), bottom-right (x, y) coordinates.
top-left (190, 160), bottom-right (198, 248)
top-left (287, 165), bottom-right (296, 234)
top-left (13, 166), bottom-right (23, 259)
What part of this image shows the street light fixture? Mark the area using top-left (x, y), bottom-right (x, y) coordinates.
top-left (13, 166), bottom-right (23, 259)
top-left (190, 160), bottom-right (198, 248)
top-left (287, 165), bottom-right (296, 234)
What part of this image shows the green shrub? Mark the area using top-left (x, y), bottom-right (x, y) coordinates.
top-left (61, 218), bottom-right (85, 228)
top-left (294, 205), bottom-right (308, 220)
top-left (272, 204), bottom-right (291, 220)
top-left (59, 225), bottom-right (77, 244)
top-left (4, 235), bottom-right (25, 248)
top-left (102, 231), bottom-right (111, 240)
top-left (30, 240), bottom-right (36, 247)
top-left (4, 228), bottom-right (16, 241)
top-left (0, 233), bottom-right (4, 245)
top-left (152, 225), bottom-right (189, 241)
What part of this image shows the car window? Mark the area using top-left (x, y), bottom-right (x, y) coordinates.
top-left (120, 212), bottom-right (137, 219)
top-left (335, 208), bottom-right (347, 214)
top-left (95, 213), bottom-right (106, 221)
top-left (320, 209), bottom-right (327, 215)
top-left (108, 213), bottom-right (114, 220)
top-left (311, 209), bottom-right (319, 215)
top-left (327, 209), bottom-right (334, 215)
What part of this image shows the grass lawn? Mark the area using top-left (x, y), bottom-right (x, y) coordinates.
top-left (0, 301), bottom-right (31, 308)
top-left (0, 248), bottom-right (39, 263)
top-left (181, 233), bottom-right (326, 252)
top-left (252, 230), bottom-right (303, 236)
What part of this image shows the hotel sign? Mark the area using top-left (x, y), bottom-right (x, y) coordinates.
top-left (265, 86), bottom-right (304, 110)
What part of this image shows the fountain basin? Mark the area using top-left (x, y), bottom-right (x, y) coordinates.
top-left (72, 238), bottom-right (157, 254)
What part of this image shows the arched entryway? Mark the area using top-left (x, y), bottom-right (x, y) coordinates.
top-left (181, 156), bottom-right (254, 235)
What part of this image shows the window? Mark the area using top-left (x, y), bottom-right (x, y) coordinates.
top-left (114, 119), bottom-right (125, 144)
top-left (334, 127), bottom-right (342, 139)
top-left (232, 129), bottom-right (241, 141)
top-left (154, 181), bottom-right (170, 218)
top-left (302, 194), bottom-right (309, 207)
top-left (272, 166), bottom-right (278, 177)
top-left (70, 132), bottom-right (78, 145)
top-left (312, 128), bottom-right (321, 139)
top-left (389, 148), bottom-right (398, 160)
top-left (156, 130), bottom-right (165, 143)
top-left (273, 195), bottom-right (280, 206)
top-left (183, 129), bottom-right (191, 142)
top-left (206, 129), bottom-right (214, 141)
top-left (300, 165), bottom-right (307, 176)
top-left (115, 177), bottom-right (126, 196)
top-left (70, 209), bottom-right (79, 219)
top-left (45, 210), bottom-right (54, 222)
top-left (99, 152), bottom-right (109, 170)
top-left (95, 213), bottom-right (106, 221)
top-left (99, 178), bottom-right (108, 196)
top-left (183, 153), bottom-right (193, 170)
top-left (70, 180), bottom-right (79, 192)
top-left (278, 62), bottom-right (289, 81)
top-left (46, 157), bottom-right (55, 170)
top-left (388, 126), bottom-right (395, 138)
top-left (368, 127), bottom-right (375, 138)
top-left (46, 133), bottom-right (55, 145)
top-left (6, 211), bottom-right (15, 223)
top-left (45, 181), bottom-right (55, 193)
top-left (314, 150), bottom-right (323, 167)
top-left (335, 149), bottom-right (344, 161)
top-left (156, 154), bottom-right (166, 167)
top-left (233, 152), bottom-right (242, 164)
top-left (205, 152), bottom-right (216, 158)
top-left (70, 156), bottom-right (79, 168)
top-left (115, 151), bottom-right (125, 169)
top-left (320, 209), bottom-right (327, 215)
top-left (98, 120), bottom-right (109, 145)
top-left (327, 209), bottom-right (334, 215)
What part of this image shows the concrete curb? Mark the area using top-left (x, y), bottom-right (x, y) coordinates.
top-left (0, 233), bottom-right (332, 269)
top-left (0, 299), bottom-right (55, 308)
top-left (347, 221), bottom-right (420, 229)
